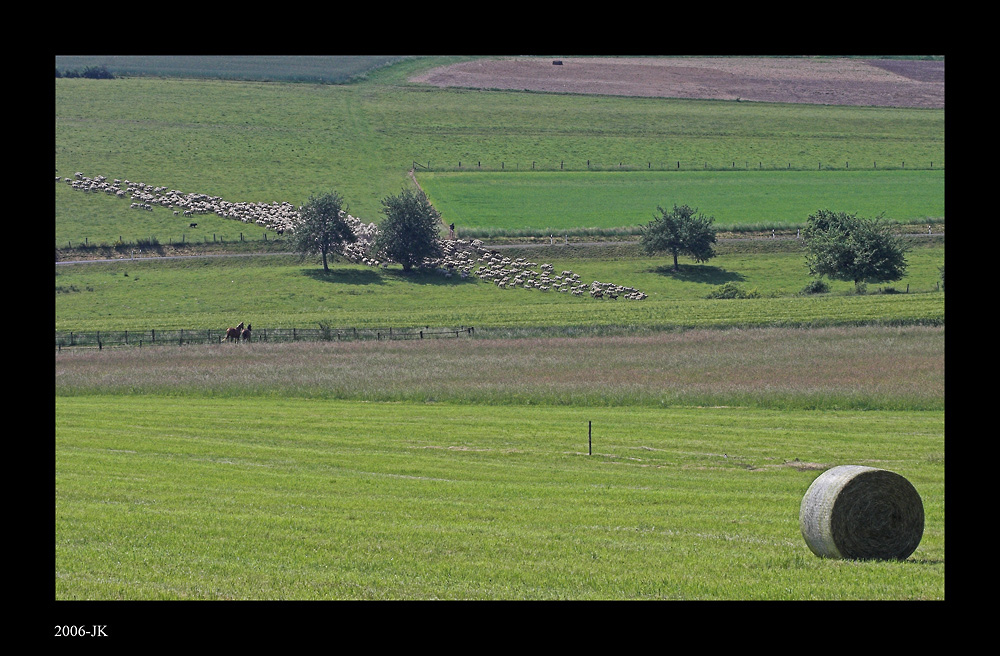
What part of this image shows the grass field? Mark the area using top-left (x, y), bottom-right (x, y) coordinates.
top-left (56, 324), bottom-right (944, 411)
top-left (56, 324), bottom-right (944, 600)
top-left (55, 398), bottom-right (945, 601)
top-left (55, 61), bottom-right (943, 244)
top-left (417, 169), bottom-right (944, 235)
top-left (54, 241), bottom-right (944, 333)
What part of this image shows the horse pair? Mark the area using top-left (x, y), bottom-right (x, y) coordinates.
top-left (224, 321), bottom-right (252, 343)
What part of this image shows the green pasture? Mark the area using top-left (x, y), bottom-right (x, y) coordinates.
top-left (418, 169), bottom-right (944, 235)
top-left (54, 241), bottom-right (944, 333)
top-left (53, 182), bottom-right (284, 249)
top-left (55, 395), bottom-right (944, 600)
top-left (56, 62), bottom-right (943, 244)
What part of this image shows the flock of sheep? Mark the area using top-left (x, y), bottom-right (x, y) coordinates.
top-left (58, 172), bottom-right (647, 300)
top-left (470, 252), bottom-right (647, 299)
top-left (59, 172), bottom-right (301, 233)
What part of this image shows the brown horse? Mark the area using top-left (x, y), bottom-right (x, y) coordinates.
top-left (224, 321), bottom-right (244, 343)
top-left (241, 323), bottom-right (252, 343)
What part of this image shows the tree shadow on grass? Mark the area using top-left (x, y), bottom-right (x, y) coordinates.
top-left (301, 265), bottom-right (480, 287)
top-left (649, 264), bottom-right (746, 285)
top-left (381, 268), bottom-right (480, 287)
top-left (301, 268), bottom-right (385, 285)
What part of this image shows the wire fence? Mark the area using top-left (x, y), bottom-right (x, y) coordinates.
top-left (56, 325), bottom-right (476, 350)
top-left (58, 231), bottom-right (286, 251)
top-left (412, 160), bottom-right (943, 172)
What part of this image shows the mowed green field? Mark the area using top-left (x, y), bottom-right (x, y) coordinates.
top-left (418, 169), bottom-right (944, 235)
top-left (55, 397), bottom-right (944, 601)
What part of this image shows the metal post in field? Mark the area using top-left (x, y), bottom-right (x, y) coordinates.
top-left (589, 421), bottom-right (592, 456)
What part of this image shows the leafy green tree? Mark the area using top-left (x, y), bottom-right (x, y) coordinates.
top-left (802, 209), bottom-right (909, 292)
top-left (371, 188), bottom-right (443, 272)
top-left (641, 204), bottom-right (717, 272)
top-left (290, 191), bottom-right (357, 272)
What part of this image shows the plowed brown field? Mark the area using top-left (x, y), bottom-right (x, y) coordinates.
top-left (410, 57), bottom-right (943, 109)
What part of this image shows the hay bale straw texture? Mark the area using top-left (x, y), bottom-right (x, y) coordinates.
top-left (800, 465), bottom-right (924, 561)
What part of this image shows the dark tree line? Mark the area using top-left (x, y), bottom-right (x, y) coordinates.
top-left (56, 65), bottom-right (115, 79)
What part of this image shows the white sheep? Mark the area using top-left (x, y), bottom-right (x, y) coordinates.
top-left (61, 172), bottom-right (652, 300)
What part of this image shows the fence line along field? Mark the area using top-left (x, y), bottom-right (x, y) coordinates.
top-left (56, 325), bottom-right (476, 349)
top-left (56, 325), bottom-right (944, 411)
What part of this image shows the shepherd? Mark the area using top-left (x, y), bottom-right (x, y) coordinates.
top-left (241, 323), bottom-right (252, 343)
top-left (224, 321), bottom-right (244, 343)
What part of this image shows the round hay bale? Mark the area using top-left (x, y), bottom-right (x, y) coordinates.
top-left (799, 465), bottom-right (923, 561)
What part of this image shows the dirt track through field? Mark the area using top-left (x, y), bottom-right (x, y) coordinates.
top-left (410, 57), bottom-right (944, 109)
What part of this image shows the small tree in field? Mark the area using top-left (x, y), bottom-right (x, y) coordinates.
top-left (291, 191), bottom-right (357, 272)
top-left (371, 188), bottom-right (443, 272)
top-left (802, 209), bottom-right (909, 292)
top-left (641, 204), bottom-right (717, 272)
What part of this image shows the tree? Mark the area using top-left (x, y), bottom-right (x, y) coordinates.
top-left (371, 188), bottom-right (443, 272)
top-left (802, 209), bottom-right (909, 291)
top-left (290, 191), bottom-right (358, 272)
top-left (82, 65), bottom-right (115, 79)
top-left (641, 204), bottom-right (717, 272)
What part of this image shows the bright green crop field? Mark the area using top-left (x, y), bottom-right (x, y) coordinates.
top-left (418, 169), bottom-right (944, 235)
